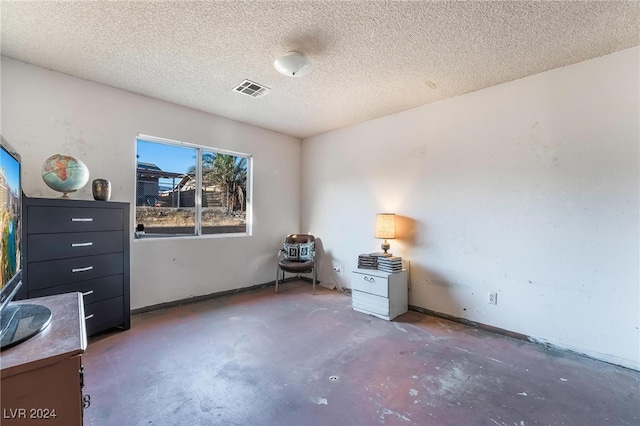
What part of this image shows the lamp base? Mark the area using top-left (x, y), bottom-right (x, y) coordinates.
top-left (381, 239), bottom-right (390, 253)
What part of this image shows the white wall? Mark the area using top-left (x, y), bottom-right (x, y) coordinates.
top-left (1, 57), bottom-right (302, 310)
top-left (302, 47), bottom-right (640, 370)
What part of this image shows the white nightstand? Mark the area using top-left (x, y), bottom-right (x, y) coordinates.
top-left (351, 268), bottom-right (408, 321)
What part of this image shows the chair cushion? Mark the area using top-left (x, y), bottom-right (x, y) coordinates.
top-left (278, 259), bottom-right (314, 273)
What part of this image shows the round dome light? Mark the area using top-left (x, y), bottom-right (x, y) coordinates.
top-left (274, 51), bottom-right (312, 77)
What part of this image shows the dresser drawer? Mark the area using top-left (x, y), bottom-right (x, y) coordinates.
top-left (352, 272), bottom-right (389, 297)
top-left (27, 253), bottom-right (124, 291)
top-left (352, 290), bottom-right (390, 317)
top-left (28, 275), bottom-right (124, 305)
top-left (27, 231), bottom-right (124, 262)
top-left (27, 206), bottom-right (124, 233)
top-left (85, 296), bottom-right (125, 335)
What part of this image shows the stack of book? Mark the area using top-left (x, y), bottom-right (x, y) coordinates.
top-left (357, 254), bottom-right (378, 269)
top-left (377, 256), bottom-right (403, 273)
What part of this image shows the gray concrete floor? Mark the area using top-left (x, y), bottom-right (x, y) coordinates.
top-left (83, 280), bottom-right (639, 426)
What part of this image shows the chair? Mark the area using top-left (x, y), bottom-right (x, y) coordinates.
top-left (275, 234), bottom-right (317, 294)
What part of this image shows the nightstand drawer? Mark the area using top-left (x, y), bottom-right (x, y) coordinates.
top-left (352, 290), bottom-right (390, 316)
top-left (27, 253), bottom-right (124, 290)
top-left (352, 272), bottom-right (389, 297)
top-left (27, 206), bottom-right (124, 233)
top-left (27, 231), bottom-right (124, 262)
top-left (29, 275), bottom-right (124, 305)
top-left (351, 268), bottom-right (407, 321)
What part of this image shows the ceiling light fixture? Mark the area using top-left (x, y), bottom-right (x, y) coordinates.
top-left (274, 51), bottom-right (312, 77)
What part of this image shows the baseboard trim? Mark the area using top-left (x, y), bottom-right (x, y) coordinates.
top-left (408, 305), bottom-right (639, 371)
top-left (131, 277), bottom-right (322, 315)
top-left (131, 280), bottom-right (278, 315)
top-left (408, 305), bottom-right (530, 342)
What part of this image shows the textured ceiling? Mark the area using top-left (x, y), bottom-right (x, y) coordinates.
top-left (1, 1), bottom-right (639, 139)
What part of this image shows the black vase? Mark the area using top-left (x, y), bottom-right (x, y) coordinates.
top-left (92, 178), bottom-right (111, 201)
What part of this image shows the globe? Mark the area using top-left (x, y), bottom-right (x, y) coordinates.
top-left (41, 154), bottom-right (90, 197)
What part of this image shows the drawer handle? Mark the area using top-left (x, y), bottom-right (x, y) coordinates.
top-left (72, 266), bottom-right (94, 273)
top-left (82, 290), bottom-right (94, 296)
top-left (85, 314), bottom-right (94, 320)
top-left (364, 276), bottom-right (375, 282)
top-left (72, 217), bottom-right (94, 222)
top-left (72, 242), bottom-right (94, 247)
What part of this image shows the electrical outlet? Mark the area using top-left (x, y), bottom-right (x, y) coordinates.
top-left (332, 265), bottom-right (343, 273)
top-left (488, 292), bottom-right (498, 305)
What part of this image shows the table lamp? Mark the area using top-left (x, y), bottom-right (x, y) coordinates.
top-left (375, 213), bottom-right (396, 254)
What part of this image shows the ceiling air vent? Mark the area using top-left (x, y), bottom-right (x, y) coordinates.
top-left (232, 79), bottom-right (270, 98)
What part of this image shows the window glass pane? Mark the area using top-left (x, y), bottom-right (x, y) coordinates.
top-left (136, 140), bottom-right (197, 235)
top-left (201, 151), bottom-right (248, 235)
top-left (135, 136), bottom-right (251, 238)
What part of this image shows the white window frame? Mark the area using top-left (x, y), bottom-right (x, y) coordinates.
top-left (134, 134), bottom-right (252, 239)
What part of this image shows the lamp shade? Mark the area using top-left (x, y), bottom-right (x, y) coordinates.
top-left (375, 213), bottom-right (396, 239)
top-left (274, 51), bottom-right (312, 77)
